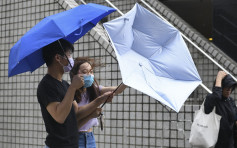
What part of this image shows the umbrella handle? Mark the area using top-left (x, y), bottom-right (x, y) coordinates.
top-left (101, 82), bottom-right (123, 108)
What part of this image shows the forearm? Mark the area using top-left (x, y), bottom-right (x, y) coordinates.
top-left (101, 83), bottom-right (127, 95)
top-left (76, 96), bottom-right (103, 120)
top-left (54, 85), bottom-right (76, 123)
top-left (215, 77), bottom-right (222, 87)
top-left (47, 74), bottom-right (84, 123)
top-left (77, 113), bottom-right (95, 129)
top-left (101, 86), bottom-right (116, 94)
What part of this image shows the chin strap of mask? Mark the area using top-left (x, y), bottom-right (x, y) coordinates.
top-left (57, 40), bottom-right (73, 68)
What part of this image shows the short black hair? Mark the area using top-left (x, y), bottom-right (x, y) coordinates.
top-left (42, 39), bottom-right (74, 67)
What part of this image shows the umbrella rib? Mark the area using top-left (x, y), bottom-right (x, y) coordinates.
top-left (132, 28), bottom-right (160, 57)
top-left (142, 62), bottom-right (201, 82)
top-left (51, 19), bottom-right (65, 37)
top-left (139, 64), bottom-right (178, 111)
top-left (132, 25), bottom-right (178, 50)
top-left (162, 31), bottom-right (178, 47)
top-left (132, 28), bottom-right (197, 81)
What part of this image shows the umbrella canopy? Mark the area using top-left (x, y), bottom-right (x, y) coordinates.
top-left (8, 3), bottom-right (115, 77)
top-left (103, 3), bottom-right (202, 112)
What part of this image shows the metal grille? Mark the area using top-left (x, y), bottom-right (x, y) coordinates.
top-left (0, 0), bottom-right (236, 148)
top-left (0, 0), bottom-right (68, 147)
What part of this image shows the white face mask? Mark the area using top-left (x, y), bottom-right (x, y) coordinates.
top-left (60, 57), bottom-right (74, 73)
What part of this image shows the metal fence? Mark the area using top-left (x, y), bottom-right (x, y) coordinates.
top-left (0, 0), bottom-right (236, 148)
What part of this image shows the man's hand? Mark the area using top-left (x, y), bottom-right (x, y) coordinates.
top-left (71, 74), bottom-right (84, 89)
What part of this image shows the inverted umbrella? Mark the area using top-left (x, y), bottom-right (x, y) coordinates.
top-left (103, 3), bottom-right (201, 112)
top-left (8, 3), bottom-right (115, 77)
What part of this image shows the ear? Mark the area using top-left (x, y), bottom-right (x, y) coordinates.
top-left (55, 54), bottom-right (61, 62)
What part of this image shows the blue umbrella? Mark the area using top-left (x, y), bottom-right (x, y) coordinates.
top-left (103, 3), bottom-right (201, 112)
top-left (8, 3), bottom-right (115, 77)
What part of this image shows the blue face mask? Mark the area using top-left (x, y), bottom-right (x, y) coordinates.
top-left (83, 74), bottom-right (94, 88)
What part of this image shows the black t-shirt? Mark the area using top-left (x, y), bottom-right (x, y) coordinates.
top-left (37, 74), bottom-right (78, 148)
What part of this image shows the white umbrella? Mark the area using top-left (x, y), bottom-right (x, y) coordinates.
top-left (103, 3), bottom-right (202, 112)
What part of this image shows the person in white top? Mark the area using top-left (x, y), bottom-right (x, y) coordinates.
top-left (70, 57), bottom-right (127, 148)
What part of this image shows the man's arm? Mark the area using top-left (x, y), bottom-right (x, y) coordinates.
top-left (47, 74), bottom-right (84, 124)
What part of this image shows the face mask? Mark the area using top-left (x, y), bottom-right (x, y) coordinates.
top-left (60, 57), bottom-right (74, 73)
top-left (83, 74), bottom-right (94, 88)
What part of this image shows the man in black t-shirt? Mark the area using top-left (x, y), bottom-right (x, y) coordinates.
top-left (37, 39), bottom-right (114, 148)
top-left (37, 39), bottom-right (84, 148)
